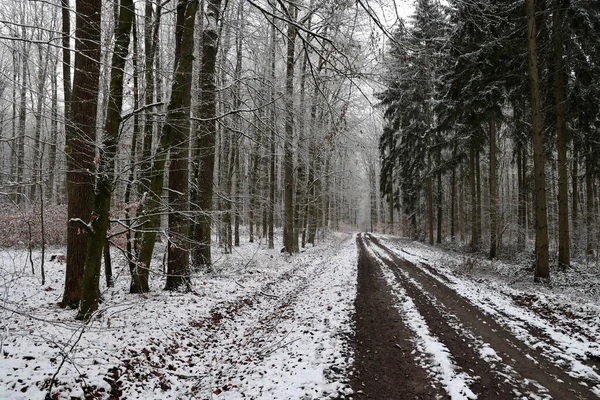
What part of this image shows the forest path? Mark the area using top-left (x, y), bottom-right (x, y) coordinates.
top-left (351, 233), bottom-right (597, 400)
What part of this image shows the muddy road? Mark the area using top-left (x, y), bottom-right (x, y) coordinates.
top-left (350, 233), bottom-right (597, 399)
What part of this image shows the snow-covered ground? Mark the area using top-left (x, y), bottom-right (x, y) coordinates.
top-left (3, 230), bottom-right (600, 399)
top-left (0, 232), bottom-right (357, 399)
top-left (378, 235), bottom-right (600, 397)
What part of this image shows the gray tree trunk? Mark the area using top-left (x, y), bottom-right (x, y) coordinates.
top-left (526, 0), bottom-right (550, 280)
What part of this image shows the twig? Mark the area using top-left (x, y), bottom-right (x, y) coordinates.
top-left (46, 317), bottom-right (93, 399)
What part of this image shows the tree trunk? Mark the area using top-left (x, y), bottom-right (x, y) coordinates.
top-left (47, 63), bottom-right (59, 203)
top-left (62, 0), bottom-right (102, 309)
top-left (133, 0), bottom-right (162, 288)
top-left (585, 154), bottom-right (594, 257)
top-left (30, 46), bottom-right (50, 203)
top-left (165, 0), bottom-right (198, 291)
top-left (134, 0), bottom-right (198, 293)
top-left (193, 0), bottom-right (221, 267)
top-left (283, 0), bottom-right (298, 254)
top-left (426, 104), bottom-right (434, 245)
top-left (572, 145), bottom-right (579, 253)
top-left (125, 8), bottom-right (141, 276)
top-left (489, 114), bottom-right (498, 259)
top-left (77, 0), bottom-right (132, 319)
top-left (470, 140), bottom-right (478, 252)
top-left (104, 239), bottom-right (113, 288)
top-left (517, 144), bottom-right (526, 251)
top-left (267, 11), bottom-right (276, 250)
top-left (526, 0), bottom-right (550, 280)
top-left (16, 39), bottom-right (28, 203)
top-left (436, 170), bottom-right (442, 244)
top-left (476, 147), bottom-right (482, 245)
top-left (450, 158), bottom-right (456, 241)
top-left (553, 0), bottom-right (570, 269)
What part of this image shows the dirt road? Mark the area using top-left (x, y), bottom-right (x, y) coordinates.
top-left (351, 233), bottom-right (597, 399)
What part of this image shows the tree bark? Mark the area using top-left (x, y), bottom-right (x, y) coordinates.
top-left (267, 10), bottom-right (277, 250)
top-left (30, 44), bottom-right (50, 203)
top-left (165, 0), bottom-right (198, 291)
top-left (133, 0), bottom-right (162, 289)
top-left (426, 103), bottom-right (434, 245)
top-left (526, 0), bottom-right (550, 280)
top-left (489, 114), bottom-right (498, 259)
top-left (553, 0), bottom-right (570, 269)
top-left (62, 0), bottom-right (102, 309)
top-left (585, 154), bottom-right (594, 257)
top-left (193, 0), bottom-right (221, 267)
top-left (16, 37), bottom-right (29, 203)
top-left (77, 0), bottom-right (132, 319)
top-left (134, 0), bottom-right (198, 293)
top-left (470, 140), bottom-right (478, 252)
top-left (517, 144), bottom-right (526, 250)
top-left (47, 62), bottom-right (59, 203)
top-left (572, 145), bottom-right (579, 251)
top-left (283, 0), bottom-right (298, 254)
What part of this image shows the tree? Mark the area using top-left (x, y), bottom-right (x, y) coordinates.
top-left (193, 0), bottom-right (222, 268)
top-left (552, 0), bottom-right (570, 269)
top-left (526, 0), bottom-right (550, 280)
top-left (283, 0), bottom-right (298, 254)
top-left (134, 0), bottom-right (198, 292)
top-left (61, 0), bottom-right (102, 309)
top-left (78, 0), bottom-right (134, 319)
top-left (165, 0), bottom-right (198, 291)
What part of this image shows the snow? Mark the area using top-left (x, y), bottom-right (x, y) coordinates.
top-left (377, 235), bottom-right (600, 396)
top-left (0, 232), bottom-right (356, 399)
top-left (364, 243), bottom-right (478, 400)
top-left (3, 230), bottom-right (600, 399)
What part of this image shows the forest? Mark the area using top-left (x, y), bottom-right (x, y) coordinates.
top-left (0, 0), bottom-right (385, 319)
top-left (1, 0), bottom-right (600, 398)
top-left (379, 0), bottom-right (600, 281)
top-left (0, 0), bottom-right (598, 319)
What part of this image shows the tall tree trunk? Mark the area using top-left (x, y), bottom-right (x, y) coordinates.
top-left (16, 39), bottom-right (28, 203)
top-left (450, 148), bottom-right (456, 241)
top-left (267, 11), bottom-right (277, 250)
top-left (62, 0), bottom-right (102, 309)
top-left (31, 46), bottom-right (50, 202)
top-left (389, 195), bottom-right (394, 234)
top-left (489, 114), bottom-right (498, 259)
top-left (426, 104), bottom-right (434, 245)
top-left (47, 62), bottom-right (59, 203)
top-left (526, 0), bottom-right (550, 280)
top-left (10, 49), bottom-right (17, 194)
top-left (283, 0), bottom-right (298, 254)
top-left (165, 0), bottom-right (197, 291)
top-left (585, 154), bottom-right (594, 257)
top-left (77, 0), bottom-right (133, 319)
top-left (470, 140), bottom-right (478, 252)
top-left (436, 170), bottom-right (442, 244)
top-left (517, 144), bottom-right (526, 250)
top-left (61, 0), bottom-right (71, 113)
top-left (553, 0), bottom-right (570, 269)
top-left (125, 6), bottom-right (141, 276)
top-left (193, 0), bottom-right (221, 267)
top-left (131, 0), bottom-right (162, 292)
top-left (476, 147), bottom-right (482, 244)
top-left (572, 145), bottom-right (579, 253)
top-left (135, 0), bottom-right (198, 293)
top-left (296, 44), bottom-right (309, 248)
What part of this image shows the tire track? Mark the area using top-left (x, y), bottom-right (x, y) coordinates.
top-left (351, 235), bottom-right (445, 399)
top-left (360, 233), bottom-right (596, 399)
